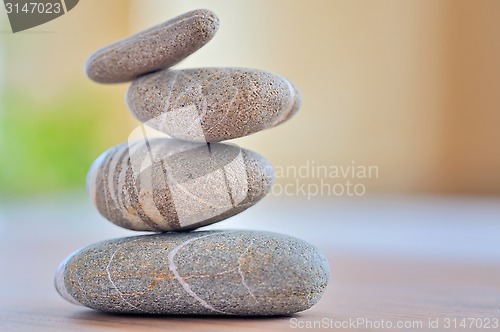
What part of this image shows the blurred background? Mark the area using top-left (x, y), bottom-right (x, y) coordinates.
top-left (1, 2), bottom-right (499, 326)
top-left (1, 0), bottom-right (499, 197)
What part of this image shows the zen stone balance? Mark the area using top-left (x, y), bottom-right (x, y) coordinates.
top-left (55, 9), bottom-right (330, 316)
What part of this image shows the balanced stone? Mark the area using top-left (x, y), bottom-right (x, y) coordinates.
top-left (55, 230), bottom-right (330, 315)
top-left (85, 9), bottom-right (219, 83)
top-left (126, 68), bottom-right (302, 142)
top-left (87, 138), bottom-right (274, 231)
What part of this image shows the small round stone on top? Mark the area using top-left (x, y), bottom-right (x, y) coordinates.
top-left (85, 9), bottom-right (219, 83)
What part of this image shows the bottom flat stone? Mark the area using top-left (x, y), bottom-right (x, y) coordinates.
top-left (55, 230), bottom-right (330, 315)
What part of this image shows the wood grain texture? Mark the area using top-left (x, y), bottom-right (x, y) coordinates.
top-left (1, 196), bottom-right (499, 331)
top-left (1, 250), bottom-right (499, 331)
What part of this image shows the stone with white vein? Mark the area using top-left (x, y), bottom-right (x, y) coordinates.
top-left (126, 68), bottom-right (302, 142)
top-left (55, 231), bottom-right (330, 315)
top-left (87, 138), bottom-right (274, 231)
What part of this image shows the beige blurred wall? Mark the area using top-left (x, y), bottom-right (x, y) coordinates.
top-left (3, 0), bottom-right (500, 194)
top-left (133, 0), bottom-right (499, 194)
top-left (441, 0), bottom-right (500, 194)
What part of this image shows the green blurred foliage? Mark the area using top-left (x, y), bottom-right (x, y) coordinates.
top-left (0, 87), bottom-right (120, 196)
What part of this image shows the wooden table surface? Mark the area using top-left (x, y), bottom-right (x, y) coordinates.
top-left (1, 195), bottom-right (499, 331)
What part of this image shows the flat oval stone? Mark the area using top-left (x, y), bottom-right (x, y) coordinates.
top-left (126, 68), bottom-right (302, 142)
top-left (85, 9), bottom-right (219, 83)
top-left (55, 231), bottom-right (330, 315)
top-left (87, 138), bottom-right (274, 231)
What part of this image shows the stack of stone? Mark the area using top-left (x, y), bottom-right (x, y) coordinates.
top-left (55, 9), bottom-right (329, 316)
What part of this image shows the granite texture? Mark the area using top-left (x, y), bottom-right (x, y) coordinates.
top-left (55, 231), bottom-right (330, 315)
top-left (85, 9), bottom-right (219, 83)
top-left (126, 68), bottom-right (302, 142)
top-left (87, 138), bottom-right (274, 231)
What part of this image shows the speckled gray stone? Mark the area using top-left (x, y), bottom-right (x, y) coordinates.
top-left (55, 230), bottom-right (330, 315)
top-left (126, 68), bottom-right (302, 142)
top-left (87, 138), bottom-right (274, 232)
top-left (85, 9), bottom-right (219, 83)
